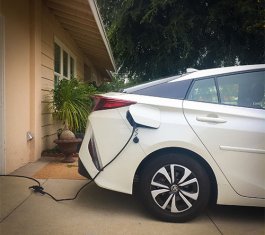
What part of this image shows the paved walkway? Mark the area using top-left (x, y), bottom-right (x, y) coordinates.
top-left (0, 159), bottom-right (264, 235)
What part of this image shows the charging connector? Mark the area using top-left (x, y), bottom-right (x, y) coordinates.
top-left (133, 136), bottom-right (139, 143)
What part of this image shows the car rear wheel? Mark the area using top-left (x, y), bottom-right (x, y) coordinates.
top-left (139, 153), bottom-right (210, 222)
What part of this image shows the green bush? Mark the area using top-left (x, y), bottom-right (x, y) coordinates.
top-left (51, 78), bottom-right (97, 133)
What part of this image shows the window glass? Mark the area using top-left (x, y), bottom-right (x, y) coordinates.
top-left (70, 57), bottom-right (75, 78)
top-left (54, 43), bottom-right (61, 73)
top-left (131, 79), bottom-right (192, 100)
top-left (54, 74), bottom-right (60, 88)
top-left (188, 78), bottom-right (218, 103)
top-left (63, 50), bottom-right (68, 78)
top-left (217, 71), bottom-right (265, 109)
top-left (217, 75), bottom-right (239, 106)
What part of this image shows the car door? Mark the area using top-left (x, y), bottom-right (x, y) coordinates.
top-left (183, 70), bottom-right (265, 199)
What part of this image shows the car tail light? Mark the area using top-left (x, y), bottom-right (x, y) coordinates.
top-left (93, 95), bottom-right (136, 111)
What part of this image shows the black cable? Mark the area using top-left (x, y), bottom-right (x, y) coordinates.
top-left (42, 180), bottom-right (95, 202)
top-left (0, 174), bottom-right (41, 186)
top-left (0, 125), bottom-right (136, 202)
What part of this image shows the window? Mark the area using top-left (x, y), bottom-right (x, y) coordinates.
top-left (54, 43), bottom-right (61, 74)
top-left (54, 39), bottom-right (76, 86)
top-left (63, 50), bottom-right (68, 77)
top-left (70, 57), bottom-right (75, 77)
top-left (130, 79), bottom-right (192, 100)
top-left (217, 75), bottom-right (239, 106)
top-left (188, 78), bottom-right (218, 103)
top-left (217, 71), bottom-right (265, 109)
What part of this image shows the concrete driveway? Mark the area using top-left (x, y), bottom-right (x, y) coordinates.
top-left (0, 161), bottom-right (264, 235)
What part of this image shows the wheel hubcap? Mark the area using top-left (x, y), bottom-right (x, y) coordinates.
top-left (170, 184), bottom-right (179, 193)
top-left (150, 164), bottom-right (199, 213)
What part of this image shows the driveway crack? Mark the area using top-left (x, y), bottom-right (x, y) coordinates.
top-left (0, 179), bottom-right (48, 223)
top-left (206, 211), bottom-right (223, 235)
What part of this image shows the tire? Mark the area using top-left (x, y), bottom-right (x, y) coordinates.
top-left (139, 153), bottom-right (210, 222)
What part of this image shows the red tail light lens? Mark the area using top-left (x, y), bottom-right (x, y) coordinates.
top-left (93, 95), bottom-right (136, 111)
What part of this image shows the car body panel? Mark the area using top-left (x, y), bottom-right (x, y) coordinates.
top-left (129, 104), bottom-right (161, 128)
top-left (79, 64), bottom-right (265, 209)
top-left (183, 100), bottom-right (265, 198)
top-left (80, 99), bottom-right (217, 194)
top-left (170, 64), bottom-right (265, 82)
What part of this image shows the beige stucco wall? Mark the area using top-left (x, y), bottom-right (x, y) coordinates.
top-left (2, 0), bottom-right (107, 173)
top-left (3, 0), bottom-right (32, 173)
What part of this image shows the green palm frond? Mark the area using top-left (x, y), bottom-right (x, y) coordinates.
top-left (51, 78), bottom-right (97, 133)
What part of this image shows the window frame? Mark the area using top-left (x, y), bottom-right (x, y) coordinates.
top-left (185, 69), bottom-right (265, 110)
top-left (54, 37), bottom-right (76, 85)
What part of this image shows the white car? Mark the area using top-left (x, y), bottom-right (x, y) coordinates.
top-left (79, 65), bottom-right (265, 222)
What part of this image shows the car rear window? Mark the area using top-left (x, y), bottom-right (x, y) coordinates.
top-left (128, 79), bottom-right (192, 100)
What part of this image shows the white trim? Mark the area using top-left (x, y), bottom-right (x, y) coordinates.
top-left (0, 16), bottom-right (6, 174)
top-left (54, 37), bottom-right (77, 81)
top-left (88, 0), bottom-right (116, 71)
top-left (220, 146), bottom-right (265, 154)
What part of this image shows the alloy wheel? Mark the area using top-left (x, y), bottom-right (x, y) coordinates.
top-left (150, 164), bottom-right (199, 213)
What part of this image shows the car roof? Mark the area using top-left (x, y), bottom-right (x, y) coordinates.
top-left (170, 64), bottom-right (265, 82)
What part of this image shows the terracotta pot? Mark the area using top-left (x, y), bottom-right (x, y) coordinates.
top-left (54, 138), bottom-right (82, 163)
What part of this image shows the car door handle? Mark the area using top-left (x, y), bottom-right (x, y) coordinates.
top-left (196, 116), bottom-right (227, 123)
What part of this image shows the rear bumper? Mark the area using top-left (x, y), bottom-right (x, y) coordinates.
top-left (78, 109), bottom-right (146, 194)
top-left (78, 158), bottom-right (92, 180)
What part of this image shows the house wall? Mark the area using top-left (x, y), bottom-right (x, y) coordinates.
top-left (2, 0), bottom-right (32, 173)
top-left (40, 2), bottom-right (88, 150)
top-left (2, 0), bottom-right (105, 173)
top-left (0, 14), bottom-right (6, 174)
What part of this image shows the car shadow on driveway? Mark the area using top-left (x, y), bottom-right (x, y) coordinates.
top-left (1, 177), bottom-right (264, 235)
top-left (73, 182), bottom-right (151, 219)
top-left (207, 205), bottom-right (264, 235)
top-left (77, 183), bottom-right (265, 234)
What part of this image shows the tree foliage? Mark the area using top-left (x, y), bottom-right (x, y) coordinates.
top-left (97, 0), bottom-right (265, 81)
top-left (97, 73), bottom-right (141, 92)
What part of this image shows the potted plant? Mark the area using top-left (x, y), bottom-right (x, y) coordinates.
top-left (51, 78), bottom-right (96, 162)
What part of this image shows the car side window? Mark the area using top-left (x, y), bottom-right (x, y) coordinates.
top-left (130, 79), bottom-right (192, 100)
top-left (217, 71), bottom-right (265, 109)
top-left (188, 78), bottom-right (218, 103)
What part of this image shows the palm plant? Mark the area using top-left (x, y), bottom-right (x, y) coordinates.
top-left (51, 78), bottom-right (96, 136)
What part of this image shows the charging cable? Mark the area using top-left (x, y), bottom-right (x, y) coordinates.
top-left (0, 125), bottom-right (137, 202)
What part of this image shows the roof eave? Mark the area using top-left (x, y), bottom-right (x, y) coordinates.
top-left (88, 0), bottom-right (116, 72)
